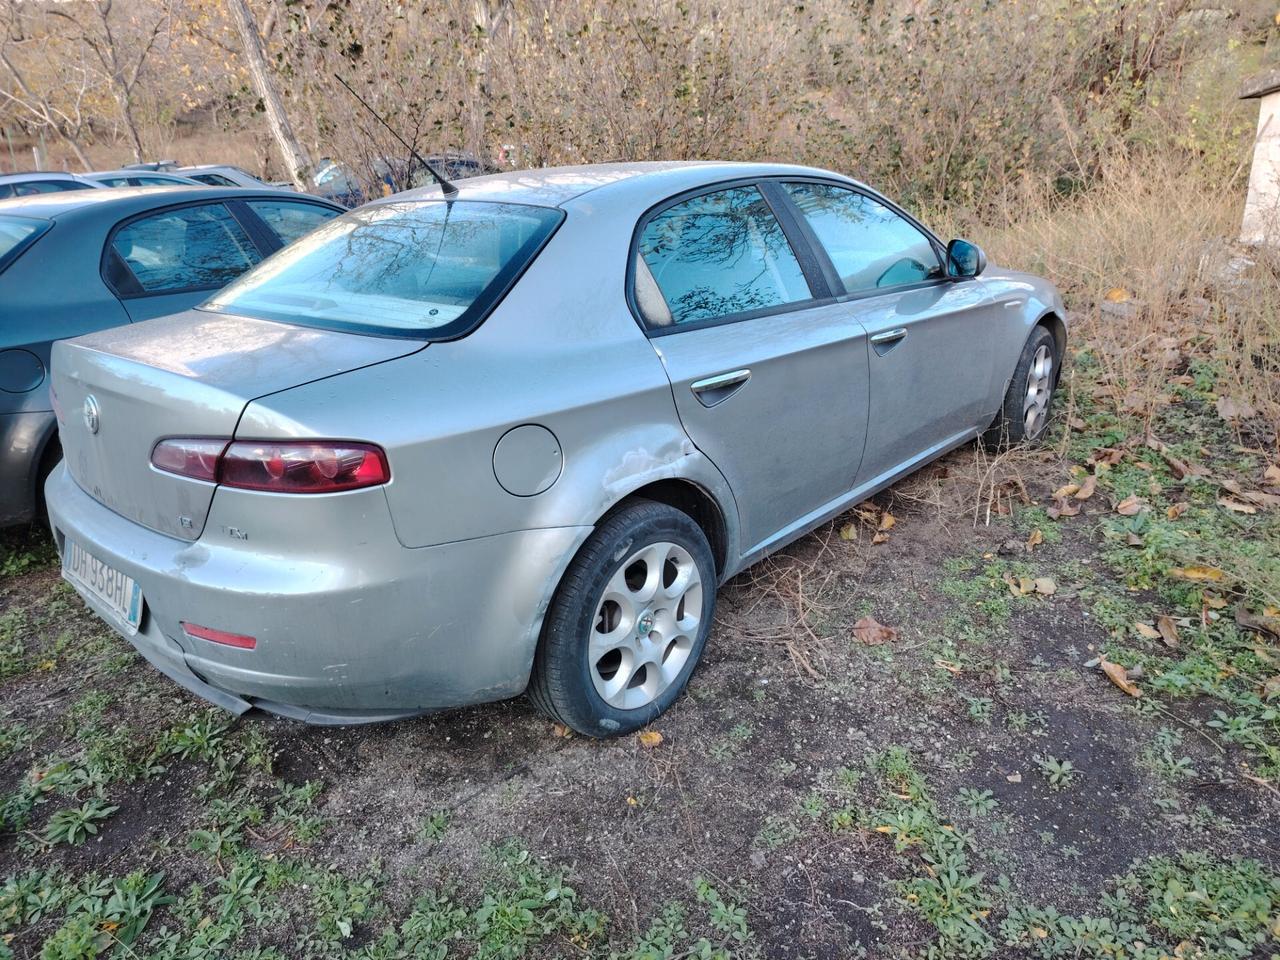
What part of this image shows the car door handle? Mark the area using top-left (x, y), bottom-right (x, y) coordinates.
top-left (870, 327), bottom-right (908, 355)
top-left (690, 369), bottom-right (751, 407)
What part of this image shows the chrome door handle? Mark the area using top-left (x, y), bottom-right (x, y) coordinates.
top-left (869, 327), bottom-right (908, 344)
top-left (869, 327), bottom-right (908, 355)
top-left (691, 369), bottom-right (751, 407)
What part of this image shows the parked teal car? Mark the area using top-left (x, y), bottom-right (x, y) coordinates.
top-left (0, 185), bottom-right (343, 526)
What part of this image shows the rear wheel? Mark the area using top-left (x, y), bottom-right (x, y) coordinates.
top-left (983, 326), bottom-right (1058, 450)
top-left (529, 499), bottom-right (716, 737)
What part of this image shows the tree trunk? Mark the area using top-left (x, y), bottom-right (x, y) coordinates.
top-left (225, 0), bottom-right (311, 189)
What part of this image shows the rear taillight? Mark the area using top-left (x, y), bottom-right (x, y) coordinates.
top-left (151, 438), bottom-right (389, 493)
top-left (151, 439), bottom-right (226, 482)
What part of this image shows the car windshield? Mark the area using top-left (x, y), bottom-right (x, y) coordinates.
top-left (0, 215), bottom-right (48, 273)
top-left (203, 200), bottom-right (562, 337)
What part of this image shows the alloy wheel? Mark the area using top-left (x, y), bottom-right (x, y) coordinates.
top-left (1023, 344), bottom-right (1054, 437)
top-left (589, 541), bottom-right (703, 710)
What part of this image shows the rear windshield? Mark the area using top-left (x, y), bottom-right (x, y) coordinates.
top-left (0, 215), bottom-right (49, 274)
top-left (203, 200), bottom-right (563, 338)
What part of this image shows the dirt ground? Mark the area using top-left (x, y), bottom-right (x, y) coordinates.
top-left (2, 373), bottom-right (1279, 958)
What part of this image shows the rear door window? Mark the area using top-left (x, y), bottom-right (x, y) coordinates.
top-left (109, 203), bottom-right (262, 294)
top-left (783, 182), bottom-right (943, 293)
top-left (0, 215), bottom-right (49, 274)
top-left (244, 199), bottom-right (340, 245)
top-left (635, 185), bottom-right (811, 328)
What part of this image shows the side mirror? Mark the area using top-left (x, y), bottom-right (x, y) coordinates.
top-left (946, 238), bottom-right (986, 278)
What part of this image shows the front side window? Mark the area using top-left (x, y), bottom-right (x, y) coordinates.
top-left (204, 200), bottom-right (562, 338)
top-left (245, 199), bottom-right (339, 245)
top-left (636, 186), bottom-right (810, 328)
top-left (110, 203), bottom-right (261, 294)
top-left (784, 182), bottom-right (942, 294)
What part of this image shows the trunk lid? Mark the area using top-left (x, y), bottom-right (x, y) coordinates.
top-left (52, 309), bottom-right (421, 540)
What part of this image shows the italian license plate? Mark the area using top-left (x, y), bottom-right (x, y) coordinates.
top-left (62, 539), bottom-right (143, 635)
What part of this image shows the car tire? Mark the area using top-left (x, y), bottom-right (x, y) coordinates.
top-left (982, 325), bottom-right (1059, 450)
top-left (529, 499), bottom-right (717, 738)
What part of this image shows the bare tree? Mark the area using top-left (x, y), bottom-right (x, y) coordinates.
top-left (47, 0), bottom-right (172, 163)
top-left (0, 6), bottom-right (93, 169)
top-left (225, 0), bottom-right (311, 188)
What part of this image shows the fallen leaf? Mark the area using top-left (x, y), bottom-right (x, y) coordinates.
top-left (1053, 482), bottom-right (1081, 499)
top-left (879, 512), bottom-right (897, 531)
top-left (1218, 497), bottom-right (1258, 515)
top-left (626, 795), bottom-right (639, 807)
top-left (637, 730), bottom-right (664, 749)
top-left (1115, 495), bottom-right (1145, 516)
top-left (1166, 501), bottom-right (1189, 520)
top-left (1048, 497), bottom-right (1080, 519)
top-left (1100, 658), bottom-right (1142, 697)
top-left (933, 658), bottom-right (962, 674)
top-left (1170, 566), bottom-right (1225, 582)
top-left (1025, 528), bottom-right (1044, 551)
top-left (1104, 287), bottom-right (1130, 302)
top-left (838, 522), bottom-right (859, 541)
top-left (1068, 416), bottom-right (1086, 431)
top-left (1203, 594), bottom-right (1228, 610)
top-left (871, 531), bottom-right (890, 545)
top-left (1135, 622), bottom-right (1161, 640)
top-left (1215, 396), bottom-right (1257, 421)
top-left (1263, 676), bottom-right (1280, 700)
top-left (1265, 464), bottom-right (1280, 486)
top-left (1075, 475), bottom-right (1097, 501)
top-left (1236, 605), bottom-right (1280, 640)
top-left (853, 616), bottom-right (898, 646)
top-left (1033, 577), bottom-right (1057, 596)
top-left (551, 723), bottom-right (572, 738)
top-left (1091, 447), bottom-right (1125, 466)
top-left (1127, 531), bottom-right (1145, 546)
top-left (1220, 479), bottom-right (1280, 509)
top-left (1156, 615), bottom-right (1180, 650)
top-left (1006, 771), bottom-right (1022, 783)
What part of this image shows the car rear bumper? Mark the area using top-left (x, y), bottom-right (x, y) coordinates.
top-left (45, 463), bottom-right (588, 723)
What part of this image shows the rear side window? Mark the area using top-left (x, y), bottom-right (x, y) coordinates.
top-left (203, 200), bottom-right (563, 338)
top-left (10, 179), bottom-right (92, 195)
top-left (0, 215), bottom-right (49, 274)
top-left (245, 199), bottom-right (339, 245)
top-left (110, 203), bottom-right (262, 294)
top-left (636, 185), bottom-right (810, 328)
top-left (134, 176), bottom-right (181, 187)
top-left (193, 173), bottom-right (236, 186)
top-left (96, 177), bottom-right (132, 188)
top-left (784, 182), bottom-right (942, 293)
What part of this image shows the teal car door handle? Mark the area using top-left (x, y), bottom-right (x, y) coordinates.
top-left (691, 369), bottom-right (751, 407)
top-left (870, 327), bottom-right (908, 355)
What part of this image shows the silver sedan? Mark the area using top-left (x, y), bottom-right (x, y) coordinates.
top-left (45, 162), bottom-right (1066, 736)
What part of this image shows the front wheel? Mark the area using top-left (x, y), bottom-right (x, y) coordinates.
top-left (983, 326), bottom-right (1058, 450)
top-left (529, 499), bottom-right (716, 737)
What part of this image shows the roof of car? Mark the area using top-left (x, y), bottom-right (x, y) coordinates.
top-left (86, 169), bottom-right (196, 179)
top-left (0, 170), bottom-right (88, 183)
top-left (379, 161), bottom-right (859, 209)
top-left (0, 184), bottom-right (340, 220)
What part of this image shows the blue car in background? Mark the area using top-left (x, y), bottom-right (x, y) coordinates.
top-left (0, 185), bottom-right (343, 526)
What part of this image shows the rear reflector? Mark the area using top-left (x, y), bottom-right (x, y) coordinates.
top-left (151, 438), bottom-right (389, 493)
top-left (182, 621), bottom-right (257, 649)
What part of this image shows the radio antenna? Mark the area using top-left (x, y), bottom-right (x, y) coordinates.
top-left (333, 74), bottom-right (457, 197)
